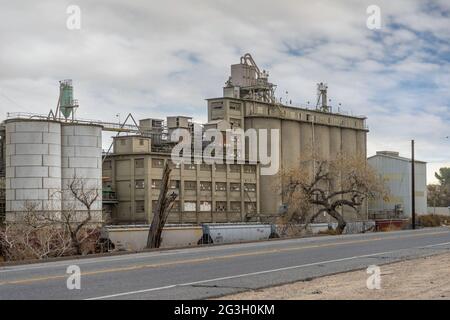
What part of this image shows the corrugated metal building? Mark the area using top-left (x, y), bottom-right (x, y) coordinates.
top-left (368, 151), bottom-right (427, 217)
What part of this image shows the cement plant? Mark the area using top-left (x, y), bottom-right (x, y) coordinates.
top-left (0, 1), bottom-right (449, 306)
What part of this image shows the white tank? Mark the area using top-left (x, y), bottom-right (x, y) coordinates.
top-left (61, 124), bottom-right (103, 222)
top-left (5, 119), bottom-right (62, 221)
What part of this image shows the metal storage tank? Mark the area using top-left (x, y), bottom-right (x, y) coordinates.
top-left (5, 119), bottom-right (62, 221)
top-left (61, 124), bottom-right (103, 222)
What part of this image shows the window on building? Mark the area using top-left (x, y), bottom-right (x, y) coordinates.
top-left (171, 201), bottom-right (180, 212)
top-left (135, 158), bottom-right (144, 168)
top-left (135, 179), bottom-right (145, 189)
top-left (244, 183), bottom-right (256, 192)
top-left (230, 164), bottom-right (240, 173)
top-left (200, 181), bottom-right (212, 191)
top-left (229, 103), bottom-right (241, 111)
top-left (103, 160), bottom-right (112, 169)
top-left (152, 158), bottom-right (164, 168)
top-left (230, 118), bottom-right (241, 128)
top-left (215, 182), bottom-right (226, 191)
top-left (245, 202), bottom-right (256, 213)
top-left (169, 180), bottom-right (180, 189)
top-left (244, 165), bottom-right (256, 174)
top-left (152, 200), bottom-right (158, 213)
top-left (120, 139), bottom-right (126, 145)
top-left (184, 181), bottom-right (197, 190)
top-left (200, 163), bottom-right (210, 171)
top-left (230, 201), bottom-right (241, 212)
top-left (169, 161), bottom-right (180, 169)
top-left (216, 201), bottom-right (227, 212)
top-left (230, 183), bottom-right (241, 192)
top-left (184, 163), bottom-right (196, 170)
top-left (151, 179), bottom-right (161, 189)
top-left (200, 201), bottom-right (211, 212)
top-left (139, 139), bottom-right (145, 146)
top-left (215, 164), bottom-right (226, 172)
top-left (135, 200), bottom-right (145, 213)
top-left (184, 201), bottom-right (196, 212)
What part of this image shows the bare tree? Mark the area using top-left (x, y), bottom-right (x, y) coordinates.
top-left (0, 203), bottom-right (73, 261)
top-left (147, 161), bottom-right (178, 249)
top-left (282, 154), bottom-right (388, 234)
top-left (0, 177), bottom-right (101, 261)
top-left (62, 178), bottom-right (100, 255)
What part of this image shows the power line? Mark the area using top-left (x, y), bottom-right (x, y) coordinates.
top-left (0, 90), bottom-right (31, 113)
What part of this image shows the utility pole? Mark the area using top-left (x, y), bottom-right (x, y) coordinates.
top-left (411, 140), bottom-right (416, 230)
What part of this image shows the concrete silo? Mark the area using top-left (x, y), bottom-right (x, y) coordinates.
top-left (5, 119), bottom-right (62, 221)
top-left (4, 120), bottom-right (103, 223)
top-left (61, 124), bottom-right (103, 222)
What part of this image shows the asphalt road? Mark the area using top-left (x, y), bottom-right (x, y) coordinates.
top-left (1, 227), bottom-right (450, 300)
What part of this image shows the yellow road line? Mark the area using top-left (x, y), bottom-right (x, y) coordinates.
top-left (1, 230), bottom-right (449, 286)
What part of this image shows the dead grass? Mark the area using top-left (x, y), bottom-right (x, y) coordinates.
top-left (215, 253), bottom-right (450, 300)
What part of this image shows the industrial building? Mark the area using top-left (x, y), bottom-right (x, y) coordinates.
top-left (205, 54), bottom-right (368, 219)
top-left (0, 54), bottom-right (369, 225)
top-left (0, 81), bottom-right (103, 222)
top-left (102, 54), bottom-right (369, 224)
top-left (368, 151), bottom-right (427, 218)
top-left (102, 135), bottom-right (260, 224)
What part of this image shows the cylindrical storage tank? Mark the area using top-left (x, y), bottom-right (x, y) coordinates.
top-left (299, 122), bottom-right (313, 160)
top-left (315, 125), bottom-right (330, 160)
top-left (61, 124), bottom-right (103, 223)
top-left (356, 130), bottom-right (367, 158)
top-left (245, 117), bottom-right (281, 215)
top-left (329, 127), bottom-right (342, 159)
top-left (5, 119), bottom-right (62, 221)
top-left (341, 128), bottom-right (357, 155)
top-left (281, 120), bottom-right (301, 171)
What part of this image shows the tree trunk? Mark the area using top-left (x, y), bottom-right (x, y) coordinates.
top-left (328, 209), bottom-right (347, 234)
top-left (146, 162), bottom-right (177, 249)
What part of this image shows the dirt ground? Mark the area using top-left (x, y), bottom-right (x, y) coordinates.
top-left (217, 253), bottom-right (450, 300)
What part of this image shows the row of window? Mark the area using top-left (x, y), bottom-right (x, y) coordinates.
top-left (104, 159), bottom-right (256, 173)
top-left (140, 180), bottom-right (256, 192)
top-left (138, 200), bottom-right (256, 213)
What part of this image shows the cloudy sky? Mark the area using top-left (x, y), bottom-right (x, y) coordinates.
top-left (0, 0), bottom-right (449, 183)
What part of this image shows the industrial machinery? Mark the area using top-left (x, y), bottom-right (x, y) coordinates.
top-left (223, 53), bottom-right (277, 103)
top-left (55, 79), bottom-right (79, 120)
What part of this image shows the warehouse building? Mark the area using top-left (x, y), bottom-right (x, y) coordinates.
top-left (368, 151), bottom-right (427, 218)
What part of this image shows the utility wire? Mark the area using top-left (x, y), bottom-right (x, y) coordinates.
top-left (0, 89), bottom-right (32, 113)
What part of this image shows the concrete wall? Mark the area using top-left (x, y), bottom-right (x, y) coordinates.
top-left (427, 207), bottom-right (450, 216)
